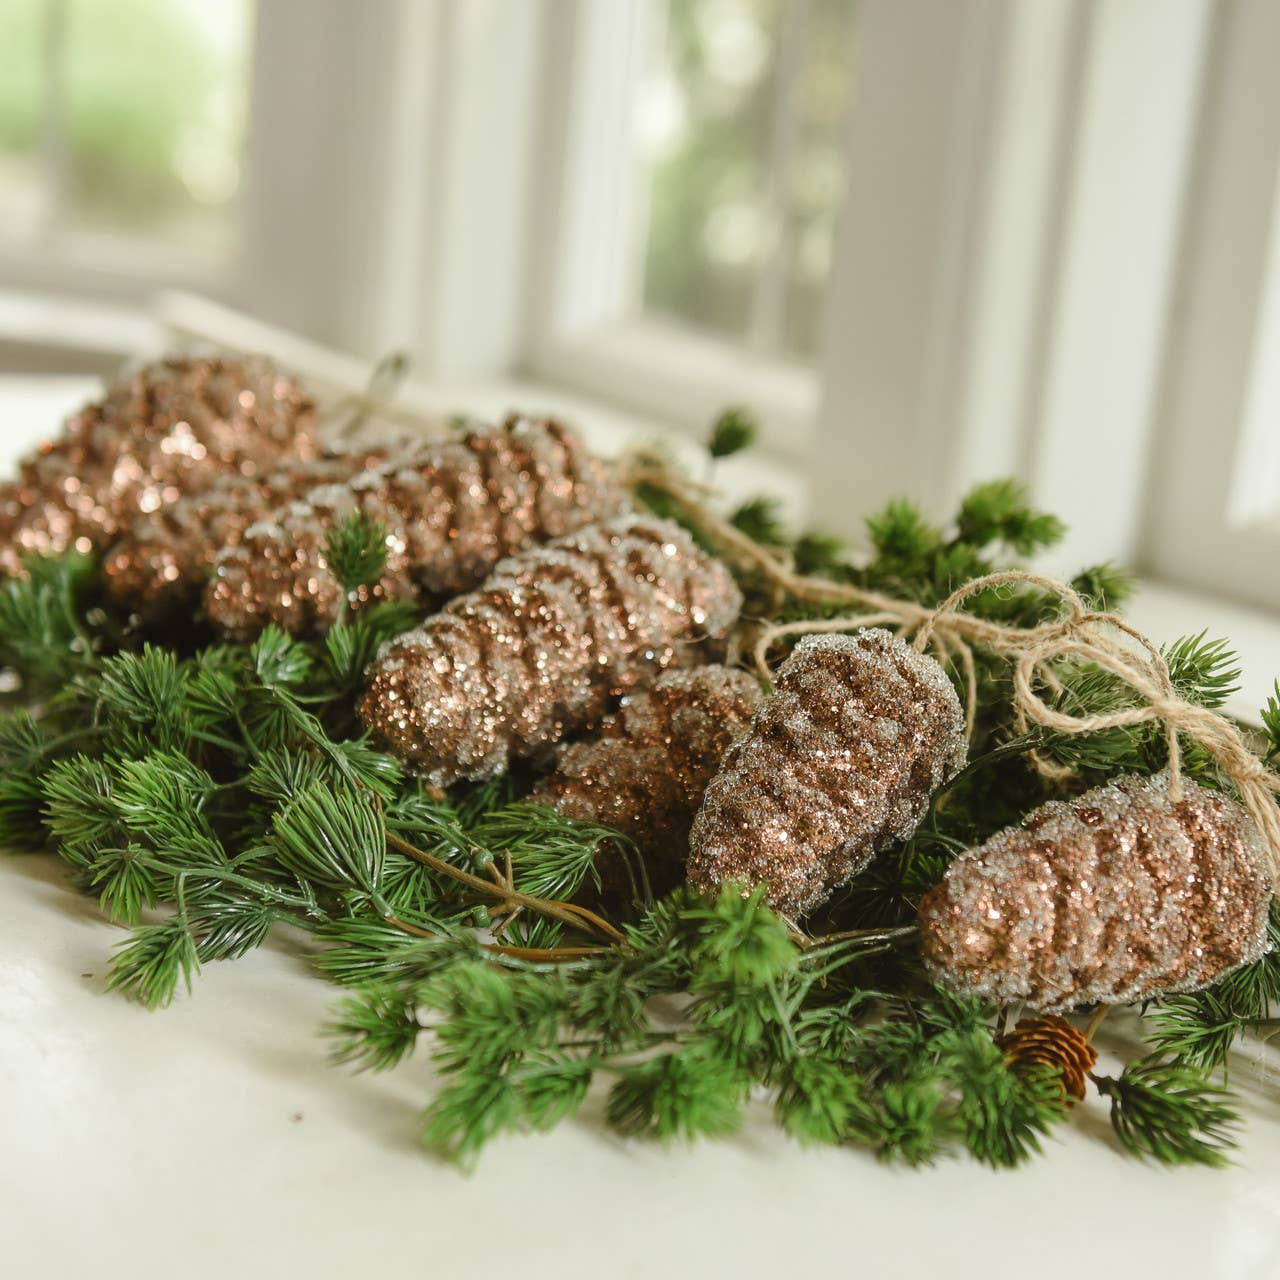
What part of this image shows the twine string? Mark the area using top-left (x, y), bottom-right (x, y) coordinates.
top-left (617, 448), bottom-right (1280, 879)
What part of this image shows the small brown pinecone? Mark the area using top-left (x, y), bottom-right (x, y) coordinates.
top-left (529, 665), bottom-right (763, 880)
top-left (102, 446), bottom-right (385, 620)
top-left (918, 771), bottom-right (1274, 1012)
top-left (360, 515), bottom-right (743, 787)
top-left (0, 356), bottom-right (315, 575)
top-left (686, 630), bottom-right (967, 919)
top-left (204, 415), bottom-right (628, 639)
top-left (997, 1015), bottom-right (1098, 1102)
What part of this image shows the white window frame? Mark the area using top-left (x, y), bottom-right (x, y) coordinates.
top-left (0, 0), bottom-right (259, 305)
top-left (1140, 0), bottom-right (1280, 612)
top-left (0, 0), bottom-right (464, 347)
top-left (808, 0), bottom-right (1217, 568)
top-left (520, 0), bottom-right (825, 459)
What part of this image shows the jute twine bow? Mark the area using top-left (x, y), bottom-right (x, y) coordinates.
top-left (618, 449), bottom-right (1280, 881)
top-left (321, 350), bottom-right (450, 442)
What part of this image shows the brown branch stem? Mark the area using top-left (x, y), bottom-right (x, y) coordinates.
top-left (795, 924), bottom-right (919, 948)
top-left (1084, 1004), bottom-right (1110, 1042)
top-left (386, 831), bottom-right (626, 944)
top-left (382, 914), bottom-right (613, 962)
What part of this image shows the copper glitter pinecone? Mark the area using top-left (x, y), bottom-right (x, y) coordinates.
top-left (360, 514), bottom-right (744, 787)
top-left (204, 416), bottom-right (628, 639)
top-left (0, 356), bottom-right (315, 576)
top-left (686, 630), bottom-right (968, 919)
top-left (997, 1015), bottom-right (1098, 1102)
top-left (103, 445), bottom-right (386, 621)
top-left (918, 771), bottom-right (1274, 1012)
top-left (529, 665), bottom-right (763, 882)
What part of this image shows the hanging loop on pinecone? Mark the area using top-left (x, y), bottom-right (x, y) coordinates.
top-left (913, 573), bottom-right (1280, 880)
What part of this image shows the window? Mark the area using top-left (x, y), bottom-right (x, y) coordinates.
top-left (526, 0), bottom-right (858, 452)
top-left (1141, 0), bottom-right (1280, 612)
top-left (0, 0), bottom-right (254, 272)
top-left (635, 0), bottom-right (857, 362)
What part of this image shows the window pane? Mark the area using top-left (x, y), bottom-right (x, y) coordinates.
top-left (0, 0), bottom-right (253, 257)
top-left (635, 0), bottom-right (857, 362)
top-left (0, 2), bottom-right (47, 238)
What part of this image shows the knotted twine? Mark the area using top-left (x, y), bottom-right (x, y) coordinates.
top-left (618, 448), bottom-right (1280, 882)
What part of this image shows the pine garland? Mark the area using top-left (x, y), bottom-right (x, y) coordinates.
top-left (0, 402), bottom-right (1276, 1173)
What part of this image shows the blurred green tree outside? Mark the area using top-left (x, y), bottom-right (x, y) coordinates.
top-left (0, 0), bottom-right (851, 357)
top-left (640, 0), bottom-right (856, 361)
top-left (0, 0), bottom-right (250, 249)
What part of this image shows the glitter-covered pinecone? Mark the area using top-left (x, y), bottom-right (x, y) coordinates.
top-left (360, 515), bottom-right (743, 787)
top-left (205, 416), bottom-right (628, 639)
top-left (687, 630), bottom-right (967, 919)
top-left (529, 665), bottom-right (762, 882)
top-left (0, 356), bottom-right (315, 576)
top-left (919, 771), bottom-right (1274, 1012)
top-left (103, 445), bottom-right (386, 621)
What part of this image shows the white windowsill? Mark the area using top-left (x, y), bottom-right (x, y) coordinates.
top-left (0, 287), bottom-right (159, 374)
top-left (528, 320), bottom-right (818, 464)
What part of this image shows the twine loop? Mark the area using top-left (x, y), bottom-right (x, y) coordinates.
top-left (617, 448), bottom-right (1280, 879)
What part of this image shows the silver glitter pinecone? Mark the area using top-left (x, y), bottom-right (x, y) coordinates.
top-left (0, 356), bottom-right (315, 576)
top-left (918, 771), bottom-right (1274, 1012)
top-left (529, 664), bottom-right (763, 877)
top-left (360, 515), bottom-right (743, 787)
top-left (687, 630), bottom-right (967, 919)
top-left (205, 416), bottom-right (628, 639)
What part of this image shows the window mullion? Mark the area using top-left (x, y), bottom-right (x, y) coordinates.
top-left (38, 0), bottom-right (71, 235)
top-left (747, 0), bottom-right (811, 355)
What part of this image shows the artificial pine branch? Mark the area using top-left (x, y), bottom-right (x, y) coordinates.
top-left (1094, 1058), bottom-right (1242, 1166)
top-left (0, 445), bottom-right (1275, 1174)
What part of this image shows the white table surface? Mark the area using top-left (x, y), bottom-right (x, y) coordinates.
top-left (5, 851), bottom-right (1280, 1280)
top-left (3, 376), bottom-right (1280, 1280)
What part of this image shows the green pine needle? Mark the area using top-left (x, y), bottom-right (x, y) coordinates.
top-left (270, 781), bottom-right (388, 910)
top-left (955, 479), bottom-right (1066, 556)
top-left (729, 495), bottom-right (788, 546)
top-left (252, 626), bottom-right (313, 689)
top-left (605, 1043), bottom-right (748, 1142)
top-left (323, 512), bottom-right (391, 593)
top-left (1144, 995), bottom-right (1243, 1072)
top-left (0, 553), bottom-right (97, 692)
top-left (707, 407), bottom-right (758, 459)
top-left (865, 498), bottom-right (942, 563)
top-left (327, 987), bottom-right (423, 1071)
top-left (792, 530), bottom-right (848, 577)
top-left (1164, 631), bottom-right (1241, 710)
top-left (1071, 562), bottom-right (1134, 612)
top-left (1262, 680), bottom-right (1280, 763)
top-left (774, 1055), bottom-right (870, 1147)
top-left (1095, 1058), bottom-right (1241, 1166)
top-left (107, 917), bottom-right (201, 1009)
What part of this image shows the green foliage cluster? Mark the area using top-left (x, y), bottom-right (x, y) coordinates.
top-left (331, 887), bottom-right (1071, 1171)
top-left (1094, 1059), bottom-right (1242, 1166)
top-left (0, 444), bottom-right (1275, 1174)
top-left (0, 543), bottom-right (631, 1009)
